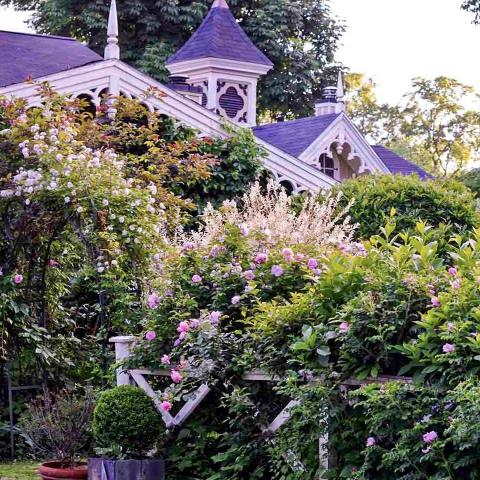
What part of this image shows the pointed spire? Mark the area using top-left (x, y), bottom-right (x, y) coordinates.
top-left (104, 0), bottom-right (120, 60)
top-left (336, 71), bottom-right (344, 101)
top-left (335, 71), bottom-right (345, 113)
top-left (212, 0), bottom-right (229, 8)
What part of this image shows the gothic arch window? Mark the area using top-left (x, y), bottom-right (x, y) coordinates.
top-left (279, 180), bottom-right (295, 196)
top-left (76, 94), bottom-right (97, 117)
top-left (318, 153), bottom-right (336, 179)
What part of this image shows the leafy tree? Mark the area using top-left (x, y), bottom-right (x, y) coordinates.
top-left (347, 76), bottom-right (480, 175)
top-left (1, 0), bottom-right (345, 119)
top-left (462, 0), bottom-right (480, 23)
top-left (344, 73), bottom-right (393, 142)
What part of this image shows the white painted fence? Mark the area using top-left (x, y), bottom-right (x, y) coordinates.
top-left (110, 336), bottom-right (411, 479)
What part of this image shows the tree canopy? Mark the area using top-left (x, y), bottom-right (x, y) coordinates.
top-left (462, 0), bottom-right (480, 23)
top-left (1, 0), bottom-right (345, 119)
top-left (346, 75), bottom-right (480, 175)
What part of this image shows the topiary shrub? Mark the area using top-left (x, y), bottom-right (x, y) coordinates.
top-left (331, 174), bottom-right (478, 239)
top-left (92, 386), bottom-right (163, 457)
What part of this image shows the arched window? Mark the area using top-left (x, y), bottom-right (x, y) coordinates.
top-left (76, 94), bottom-right (97, 118)
top-left (318, 153), bottom-right (336, 178)
top-left (279, 180), bottom-right (295, 196)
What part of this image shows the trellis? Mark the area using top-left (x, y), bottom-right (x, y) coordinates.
top-left (111, 336), bottom-right (412, 478)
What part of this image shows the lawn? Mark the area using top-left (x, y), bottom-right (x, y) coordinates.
top-left (0, 461), bottom-right (39, 480)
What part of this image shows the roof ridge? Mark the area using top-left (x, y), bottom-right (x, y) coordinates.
top-left (0, 30), bottom-right (77, 41)
top-left (254, 113), bottom-right (340, 129)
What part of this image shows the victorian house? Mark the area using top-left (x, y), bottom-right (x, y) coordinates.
top-left (0, 0), bottom-right (428, 192)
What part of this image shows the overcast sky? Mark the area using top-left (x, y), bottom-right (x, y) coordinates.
top-left (1, 1), bottom-right (479, 105)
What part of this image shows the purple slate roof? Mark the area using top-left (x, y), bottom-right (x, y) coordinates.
top-left (372, 145), bottom-right (431, 179)
top-left (0, 31), bottom-right (102, 88)
top-left (166, 3), bottom-right (272, 67)
top-left (253, 114), bottom-right (340, 158)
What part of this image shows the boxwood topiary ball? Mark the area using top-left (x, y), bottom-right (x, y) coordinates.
top-left (92, 385), bottom-right (163, 456)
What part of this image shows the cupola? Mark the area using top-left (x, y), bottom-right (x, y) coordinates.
top-left (315, 72), bottom-right (346, 116)
top-left (166, 0), bottom-right (273, 126)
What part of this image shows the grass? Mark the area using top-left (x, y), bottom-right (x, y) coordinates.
top-left (0, 461), bottom-right (39, 480)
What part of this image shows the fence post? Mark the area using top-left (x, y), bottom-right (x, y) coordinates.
top-left (109, 336), bottom-right (136, 386)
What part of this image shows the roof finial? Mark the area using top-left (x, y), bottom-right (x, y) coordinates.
top-left (104, 0), bottom-right (120, 60)
top-left (212, 0), bottom-right (229, 9)
top-left (336, 71), bottom-right (345, 112)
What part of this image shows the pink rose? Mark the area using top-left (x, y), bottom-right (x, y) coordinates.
top-left (145, 331), bottom-right (156, 341)
top-left (307, 258), bottom-right (318, 270)
top-left (161, 401), bottom-right (173, 412)
top-left (366, 437), bottom-right (376, 447)
top-left (192, 274), bottom-right (202, 284)
top-left (271, 265), bottom-right (284, 277)
top-left (170, 370), bottom-right (183, 384)
top-left (147, 292), bottom-right (160, 309)
top-left (443, 343), bottom-right (455, 354)
top-left (13, 274), bottom-right (23, 285)
top-left (177, 321), bottom-right (190, 333)
top-left (431, 297), bottom-right (441, 308)
top-left (161, 355), bottom-right (171, 365)
top-left (231, 295), bottom-right (241, 305)
top-left (254, 253), bottom-right (268, 264)
top-left (423, 431), bottom-right (438, 444)
top-left (339, 322), bottom-right (350, 333)
top-left (448, 267), bottom-right (458, 277)
top-left (243, 270), bottom-right (255, 281)
top-left (282, 248), bottom-right (294, 261)
top-left (209, 311), bottom-right (222, 324)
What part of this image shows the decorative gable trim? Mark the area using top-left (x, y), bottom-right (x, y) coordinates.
top-left (299, 113), bottom-right (390, 175)
top-left (0, 59), bottom-right (335, 192)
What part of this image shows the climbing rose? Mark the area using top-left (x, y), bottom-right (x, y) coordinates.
top-left (423, 431), bottom-right (438, 444)
top-left (161, 355), bottom-right (171, 365)
top-left (447, 322), bottom-right (454, 333)
top-left (443, 343), bottom-right (455, 354)
top-left (339, 322), bottom-right (350, 333)
top-left (243, 270), bottom-right (255, 281)
top-left (209, 311), bottom-right (222, 324)
top-left (282, 248), bottom-right (294, 261)
top-left (147, 292), bottom-right (160, 309)
top-left (307, 258), bottom-right (318, 270)
top-left (13, 274), bottom-right (23, 285)
top-left (192, 274), bottom-right (202, 284)
top-left (448, 267), bottom-right (458, 276)
top-left (177, 321), bottom-right (190, 334)
top-left (161, 401), bottom-right (173, 412)
top-left (255, 253), bottom-right (268, 264)
top-left (170, 370), bottom-right (183, 383)
top-left (431, 297), bottom-right (441, 308)
top-left (145, 331), bottom-right (156, 341)
top-left (451, 279), bottom-right (461, 289)
top-left (366, 437), bottom-right (376, 447)
top-left (231, 295), bottom-right (241, 305)
top-left (271, 265), bottom-right (284, 277)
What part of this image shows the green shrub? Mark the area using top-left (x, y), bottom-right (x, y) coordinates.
top-left (458, 168), bottom-right (480, 198)
top-left (92, 386), bottom-right (163, 457)
top-left (332, 174), bottom-right (478, 239)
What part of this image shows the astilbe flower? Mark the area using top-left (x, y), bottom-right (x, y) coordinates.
top-left (175, 181), bottom-right (355, 252)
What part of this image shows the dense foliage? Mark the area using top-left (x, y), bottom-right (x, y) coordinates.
top-left (112, 174), bottom-right (480, 479)
top-left (92, 385), bottom-right (162, 457)
top-left (0, 89), bottom-right (263, 389)
top-left (332, 174), bottom-right (478, 240)
top-left (0, 0), bottom-right (344, 119)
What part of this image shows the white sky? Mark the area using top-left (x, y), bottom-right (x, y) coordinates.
top-left (331, 0), bottom-right (480, 104)
top-left (1, 2), bottom-right (479, 105)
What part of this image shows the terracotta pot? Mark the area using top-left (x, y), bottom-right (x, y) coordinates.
top-left (39, 462), bottom-right (88, 480)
